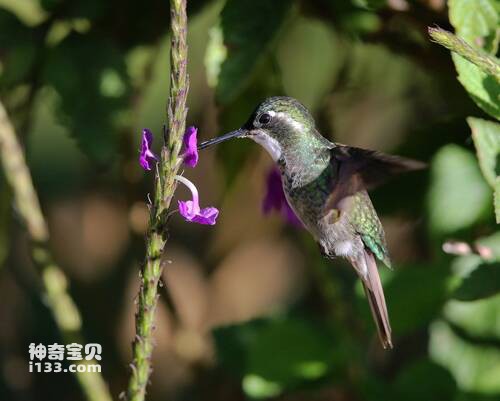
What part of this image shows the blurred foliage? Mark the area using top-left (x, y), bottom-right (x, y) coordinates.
top-left (1, 0), bottom-right (500, 401)
top-left (427, 144), bottom-right (491, 234)
top-left (212, 0), bottom-right (293, 103)
top-left (215, 318), bottom-right (333, 399)
top-left (453, 262), bottom-right (500, 301)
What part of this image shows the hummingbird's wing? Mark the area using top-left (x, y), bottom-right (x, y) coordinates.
top-left (331, 145), bottom-right (425, 193)
top-left (345, 190), bottom-right (391, 267)
top-left (326, 145), bottom-right (423, 264)
top-left (321, 146), bottom-right (419, 349)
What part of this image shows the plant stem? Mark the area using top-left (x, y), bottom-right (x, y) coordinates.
top-left (126, 0), bottom-right (189, 400)
top-left (429, 27), bottom-right (500, 81)
top-left (0, 101), bottom-right (112, 401)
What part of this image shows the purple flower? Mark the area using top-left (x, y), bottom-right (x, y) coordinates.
top-left (176, 175), bottom-right (219, 225)
top-left (139, 128), bottom-right (158, 170)
top-left (262, 168), bottom-right (302, 227)
top-left (182, 126), bottom-right (199, 167)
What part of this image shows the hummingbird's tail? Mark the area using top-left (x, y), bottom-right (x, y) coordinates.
top-left (354, 250), bottom-right (393, 349)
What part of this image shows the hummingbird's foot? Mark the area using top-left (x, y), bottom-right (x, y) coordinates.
top-left (317, 243), bottom-right (331, 258)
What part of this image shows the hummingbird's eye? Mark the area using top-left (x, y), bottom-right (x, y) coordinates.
top-left (258, 113), bottom-right (272, 125)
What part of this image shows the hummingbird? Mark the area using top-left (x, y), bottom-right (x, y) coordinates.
top-left (199, 96), bottom-right (424, 349)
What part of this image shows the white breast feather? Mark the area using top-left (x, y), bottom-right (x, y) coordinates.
top-left (252, 134), bottom-right (282, 161)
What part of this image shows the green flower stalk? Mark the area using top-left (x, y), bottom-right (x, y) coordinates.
top-left (126, 0), bottom-right (191, 400)
top-left (0, 101), bottom-right (112, 401)
top-left (429, 27), bottom-right (500, 81)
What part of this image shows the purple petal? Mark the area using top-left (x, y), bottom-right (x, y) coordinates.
top-left (139, 128), bottom-right (158, 171)
top-left (262, 167), bottom-right (302, 228)
top-left (178, 200), bottom-right (198, 219)
top-left (178, 200), bottom-right (219, 225)
top-left (182, 126), bottom-right (199, 167)
top-left (262, 168), bottom-right (286, 213)
top-left (191, 207), bottom-right (219, 225)
top-left (283, 203), bottom-right (303, 228)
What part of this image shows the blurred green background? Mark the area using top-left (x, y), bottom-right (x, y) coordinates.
top-left (1, 0), bottom-right (500, 400)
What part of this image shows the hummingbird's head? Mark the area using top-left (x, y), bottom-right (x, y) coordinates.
top-left (199, 96), bottom-right (318, 162)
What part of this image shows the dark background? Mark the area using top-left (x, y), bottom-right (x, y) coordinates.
top-left (1, 0), bottom-right (500, 400)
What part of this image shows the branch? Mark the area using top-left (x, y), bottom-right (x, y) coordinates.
top-left (126, 0), bottom-right (189, 400)
top-left (429, 26), bottom-right (500, 81)
top-left (0, 101), bottom-right (112, 401)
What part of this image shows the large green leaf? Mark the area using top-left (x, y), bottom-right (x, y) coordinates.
top-left (43, 33), bottom-right (130, 165)
top-left (495, 177), bottom-right (500, 223)
top-left (430, 320), bottom-right (500, 393)
top-left (0, 9), bottom-right (37, 88)
top-left (427, 144), bottom-right (491, 235)
top-left (468, 117), bottom-right (500, 187)
top-left (453, 263), bottom-right (500, 301)
top-left (429, 27), bottom-right (500, 80)
top-left (213, 317), bottom-right (333, 398)
top-left (453, 55), bottom-right (500, 120)
top-left (448, 0), bottom-right (499, 48)
top-left (448, 0), bottom-right (500, 119)
top-left (245, 318), bottom-right (331, 387)
top-left (212, 0), bottom-right (293, 103)
top-left (213, 319), bottom-right (265, 377)
top-left (445, 295), bottom-right (500, 339)
top-left (468, 118), bottom-right (500, 221)
top-left (393, 358), bottom-right (457, 401)
top-left (375, 265), bottom-right (449, 337)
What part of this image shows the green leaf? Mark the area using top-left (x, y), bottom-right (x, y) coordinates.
top-left (378, 265), bottom-right (450, 336)
top-left (246, 318), bottom-right (331, 387)
top-left (468, 117), bottom-right (500, 187)
top-left (242, 375), bottom-right (282, 399)
top-left (456, 392), bottom-right (500, 401)
top-left (449, 0), bottom-right (498, 49)
top-left (495, 177), bottom-right (500, 223)
top-left (430, 320), bottom-right (500, 393)
top-left (429, 28), bottom-right (500, 80)
top-left (454, 263), bottom-right (500, 301)
top-left (453, 55), bottom-right (500, 120)
top-left (445, 295), bottom-right (500, 339)
top-left (213, 0), bottom-right (293, 103)
top-left (213, 319), bottom-right (265, 377)
top-left (0, 9), bottom-right (37, 88)
top-left (468, 118), bottom-right (500, 222)
top-left (448, 0), bottom-right (500, 119)
top-left (43, 33), bottom-right (130, 165)
top-left (213, 317), bottom-right (332, 396)
top-left (394, 358), bottom-right (457, 401)
top-left (427, 145), bottom-right (491, 235)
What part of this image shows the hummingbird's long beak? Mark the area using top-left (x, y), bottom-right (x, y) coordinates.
top-left (198, 129), bottom-right (247, 150)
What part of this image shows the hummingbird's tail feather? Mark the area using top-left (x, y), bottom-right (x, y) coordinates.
top-left (356, 250), bottom-right (393, 349)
